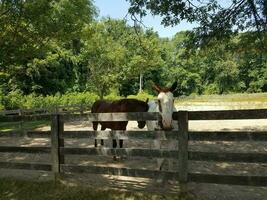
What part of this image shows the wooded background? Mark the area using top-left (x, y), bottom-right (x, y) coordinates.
top-left (0, 0), bottom-right (266, 110)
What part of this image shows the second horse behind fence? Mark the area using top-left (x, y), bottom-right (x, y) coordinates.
top-left (91, 98), bottom-right (149, 148)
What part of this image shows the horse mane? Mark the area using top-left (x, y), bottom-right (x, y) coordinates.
top-left (116, 98), bottom-right (147, 105)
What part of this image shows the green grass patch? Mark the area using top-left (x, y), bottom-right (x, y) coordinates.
top-left (176, 93), bottom-right (267, 103)
top-left (175, 93), bottom-right (267, 110)
top-left (176, 93), bottom-right (267, 102)
top-left (0, 120), bottom-right (50, 132)
top-left (0, 178), bottom-right (194, 200)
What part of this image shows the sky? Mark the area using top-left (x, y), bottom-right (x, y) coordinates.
top-left (94, 0), bottom-right (197, 38)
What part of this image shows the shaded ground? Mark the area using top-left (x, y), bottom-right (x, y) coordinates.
top-left (1, 111), bottom-right (267, 199)
top-left (0, 178), bottom-right (186, 200)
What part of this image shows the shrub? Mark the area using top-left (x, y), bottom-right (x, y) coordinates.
top-left (104, 92), bottom-right (121, 101)
top-left (3, 90), bottom-right (25, 110)
top-left (60, 92), bottom-right (99, 107)
top-left (0, 91), bottom-right (155, 110)
top-left (1, 91), bottom-right (100, 110)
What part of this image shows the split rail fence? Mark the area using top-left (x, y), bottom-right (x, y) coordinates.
top-left (0, 109), bottom-right (267, 187)
top-left (0, 104), bottom-right (91, 116)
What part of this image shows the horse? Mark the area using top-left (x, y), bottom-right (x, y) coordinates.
top-left (91, 98), bottom-right (149, 149)
top-left (146, 81), bottom-right (178, 171)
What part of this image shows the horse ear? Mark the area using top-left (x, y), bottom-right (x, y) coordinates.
top-left (145, 98), bottom-right (149, 103)
top-left (152, 84), bottom-right (162, 93)
top-left (170, 81), bottom-right (177, 92)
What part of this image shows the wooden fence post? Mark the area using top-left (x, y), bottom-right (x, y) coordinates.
top-left (51, 114), bottom-right (64, 181)
top-left (178, 111), bottom-right (189, 193)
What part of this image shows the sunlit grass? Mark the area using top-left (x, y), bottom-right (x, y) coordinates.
top-left (0, 178), bottom-right (194, 200)
top-left (176, 93), bottom-right (267, 102)
top-left (175, 93), bottom-right (267, 110)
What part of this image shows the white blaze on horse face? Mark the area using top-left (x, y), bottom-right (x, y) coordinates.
top-left (158, 91), bottom-right (174, 129)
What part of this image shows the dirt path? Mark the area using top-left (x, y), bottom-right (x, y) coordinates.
top-left (1, 114), bottom-right (267, 199)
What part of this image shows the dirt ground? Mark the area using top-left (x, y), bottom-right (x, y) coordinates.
top-left (1, 115), bottom-right (267, 199)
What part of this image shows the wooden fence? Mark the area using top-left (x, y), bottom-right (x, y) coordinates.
top-left (0, 109), bottom-right (267, 189)
top-left (0, 104), bottom-right (91, 116)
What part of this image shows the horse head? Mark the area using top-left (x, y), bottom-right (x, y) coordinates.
top-left (153, 82), bottom-right (177, 130)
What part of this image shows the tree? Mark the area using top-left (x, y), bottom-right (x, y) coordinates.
top-left (127, 0), bottom-right (267, 46)
top-left (0, 0), bottom-right (96, 95)
top-left (81, 20), bottom-right (127, 98)
top-left (81, 19), bottom-right (164, 98)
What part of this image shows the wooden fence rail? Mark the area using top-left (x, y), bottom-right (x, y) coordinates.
top-left (0, 104), bottom-right (91, 116)
top-left (0, 109), bottom-right (267, 190)
top-left (2, 130), bottom-right (267, 141)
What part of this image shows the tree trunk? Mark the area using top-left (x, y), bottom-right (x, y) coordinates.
top-left (139, 73), bottom-right (143, 93)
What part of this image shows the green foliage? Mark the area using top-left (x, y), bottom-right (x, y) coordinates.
top-left (81, 20), bottom-right (127, 98)
top-left (3, 90), bottom-right (25, 110)
top-left (164, 67), bottom-right (202, 96)
top-left (163, 31), bottom-right (267, 95)
top-left (81, 19), bottom-right (164, 98)
top-left (1, 92), bottom-right (99, 110)
top-left (127, 0), bottom-right (267, 46)
top-left (0, 0), bottom-right (266, 102)
top-left (60, 92), bottom-right (99, 107)
top-left (0, 0), bottom-right (96, 95)
top-left (0, 88), bottom-right (5, 110)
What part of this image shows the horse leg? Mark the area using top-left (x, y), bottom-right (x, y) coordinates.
top-left (112, 139), bottom-right (118, 161)
top-left (154, 139), bottom-right (165, 183)
top-left (94, 139), bottom-right (98, 147)
top-left (119, 139), bottom-right (123, 148)
top-left (154, 139), bottom-right (164, 171)
top-left (113, 139), bottom-right (117, 148)
top-left (100, 126), bottom-right (105, 146)
top-left (93, 122), bottom-right (98, 147)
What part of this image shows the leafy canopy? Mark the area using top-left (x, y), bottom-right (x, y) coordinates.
top-left (127, 0), bottom-right (267, 43)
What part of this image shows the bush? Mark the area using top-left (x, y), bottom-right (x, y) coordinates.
top-left (60, 92), bottom-right (99, 107)
top-left (1, 91), bottom-right (100, 110)
top-left (23, 94), bottom-right (45, 109)
top-left (3, 90), bottom-right (25, 109)
top-left (0, 89), bottom-right (4, 110)
top-left (0, 90), bottom-right (155, 111)
top-left (104, 91), bottom-right (121, 101)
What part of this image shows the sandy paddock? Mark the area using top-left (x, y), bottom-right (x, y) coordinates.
top-left (1, 117), bottom-right (267, 200)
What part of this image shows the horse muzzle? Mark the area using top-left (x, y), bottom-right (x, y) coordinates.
top-left (158, 120), bottom-right (173, 130)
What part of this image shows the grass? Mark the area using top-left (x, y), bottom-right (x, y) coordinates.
top-left (0, 178), bottom-right (194, 200)
top-left (0, 120), bottom-right (50, 132)
top-left (176, 93), bottom-right (267, 103)
top-left (175, 93), bottom-right (267, 110)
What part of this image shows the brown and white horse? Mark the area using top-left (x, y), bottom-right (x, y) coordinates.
top-left (146, 82), bottom-right (178, 171)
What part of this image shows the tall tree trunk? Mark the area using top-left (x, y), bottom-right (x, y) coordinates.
top-left (139, 73), bottom-right (143, 93)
